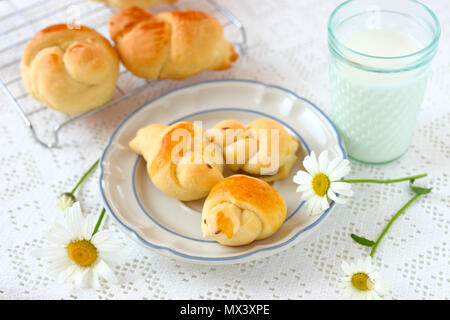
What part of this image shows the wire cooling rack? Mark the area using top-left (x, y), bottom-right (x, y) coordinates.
top-left (0, 0), bottom-right (247, 148)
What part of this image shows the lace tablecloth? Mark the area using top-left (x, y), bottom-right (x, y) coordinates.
top-left (1, 0), bottom-right (449, 300)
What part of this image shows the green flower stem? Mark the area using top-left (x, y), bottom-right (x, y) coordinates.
top-left (70, 159), bottom-right (100, 195)
top-left (339, 173), bottom-right (427, 184)
top-left (369, 193), bottom-right (422, 257)
top-left (91, 207), bottom-right (106, 238)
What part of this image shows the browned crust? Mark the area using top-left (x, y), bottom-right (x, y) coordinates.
top-left (207, 175), bottom-right (286, 215)
top-left (108, 6), bottom-right (155, 41)
top-left (22, 24), bottom-right (118, 66)
top-left (149, 122), bottom-right (195, 175)
top-left (108, 6), bottom-right (238, 79)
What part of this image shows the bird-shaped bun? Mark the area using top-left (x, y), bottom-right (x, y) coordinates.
top-left (202, 175), bottom-right (287, 246)
top-left (129, 122), bottom-right (225, 201)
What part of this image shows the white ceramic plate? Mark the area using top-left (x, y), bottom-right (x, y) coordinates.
top-left (100, 79), bottom-right (345, 264)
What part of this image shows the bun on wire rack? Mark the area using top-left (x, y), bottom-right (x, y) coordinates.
top-left (20, 24), bottom-right (119, 114)
top-left (108, 6), bottom-right (238, 80)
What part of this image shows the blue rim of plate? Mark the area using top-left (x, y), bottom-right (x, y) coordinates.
top-left (99, 79), bottom-right (346, 262)
top-left (131, 107), bottom-right (312, 243)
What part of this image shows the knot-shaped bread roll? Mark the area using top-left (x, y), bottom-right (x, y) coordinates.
top-left (129, 122), bottom-right (224, 201)
top-left (207, 118), bottom-right (301, 182)
top-left (95, 0), bottom-right (175, 7)
top-left (202, 175), bottom-right (287, 246)
top-left (108, 6), bottom-right (238, 79)
top-left (21, 24), bottom-right (119, 114)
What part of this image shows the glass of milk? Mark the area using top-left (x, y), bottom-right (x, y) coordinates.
top-left (328, 0), bottom-right (440, 164)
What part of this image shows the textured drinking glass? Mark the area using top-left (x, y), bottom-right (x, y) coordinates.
top-left (328, 0), bottom-right (440, 164)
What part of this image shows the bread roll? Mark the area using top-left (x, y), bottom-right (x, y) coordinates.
top-left (129, 122), bottom-right (224, 201)
top-left (96, 0), bottom-right (175, 7)
top-left (20, 24), bottom-right (119, 114)
top-left (207, 118), bottom-right (301, 182)
top-left (202, 175), bottom-right (287, 246)
top-left (108, 6), bottom-right (238, 79)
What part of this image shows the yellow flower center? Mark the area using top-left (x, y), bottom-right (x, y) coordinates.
top-left (351, 272), bottom-right (374, 291)
top-left (312, 173), bottom-right (330, 197)
top-left (67, 240), bottom-right (98, 267)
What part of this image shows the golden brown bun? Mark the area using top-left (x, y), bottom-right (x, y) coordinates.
top-left (129, 122), bottom-right (225, 201)
top-left (208, 118), bottom-right (301, 182)
top-left (20, 24), bottom-right (119, 114)
top-left (202, 175), bottom-right (287, 246)
top-left (95, 0), bottom-right (175, 7)
top-left (108, 6), bottom-right (238, 79)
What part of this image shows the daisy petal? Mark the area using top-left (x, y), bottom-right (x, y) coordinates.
top-left (48, 256), bottom-right (73, 274)
top-left (31, 247), bottom-right (66, 260)
top-left (43, 223), bottom-right (72, 245)
top-left (330, 182), bottom-right (354, 197)
top-left (300, 189), bottom-right (316, 201)
top-left (318, 150), bottom-right (329, 172)
top-left (311, 197), bottom-right (325, 216)
top-left (303, 151), bottom-right (319, 175)
top-left (56, 264), bottom-right (77, 284)
top-left (327, 189), bottom-right (348, 204)
top-left (356, 258), bottom-right (366, 272)
top-left (82, 215), bottom-right (96, 240)
top-left (324, 157), bottom-right (342, 176)
top-left (66, 204), bottom-right (84, 239)
top-left (95, 259), bottom-right (119, 284)
top-left (99, 250), bottom-right (122, 262)
top-left (293, 170), bottom-right (313, 185)
top-left (329, 159), bottom-right (351, 181)
top-left (74, 267), bottom-right (89, 288)
top-left (321, 196), bottom-right (330, 211)
top-left (296, 184), bottom-right (312, 193)
top-left (91, 229), bottom-right (114, 246)
top-left (305, 198), bottom-right (316, 215)
top-left (91, 270), bottom-right (101, 290)
top-left (95, 241), bottom-right (123, 255)
top-left (309, 198), bottom-right (318, 216)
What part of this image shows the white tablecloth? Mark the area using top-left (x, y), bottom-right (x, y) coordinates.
top-left (1, 0), bottom-right (449, 300)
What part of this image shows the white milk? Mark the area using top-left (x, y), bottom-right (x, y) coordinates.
top-left (330, 28), bottom-right (428, 163)
top-left (344, 29), bottom-right (421, 59)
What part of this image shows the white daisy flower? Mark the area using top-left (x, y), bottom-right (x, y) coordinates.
top-left (32, 202), bottom-right (122, 289)
top-left (293, 150), bottom-right (353, 215)
top-left (339, 256), bottom-right (390, 300)
top-left (55, 192), bottom-right (76, 211)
